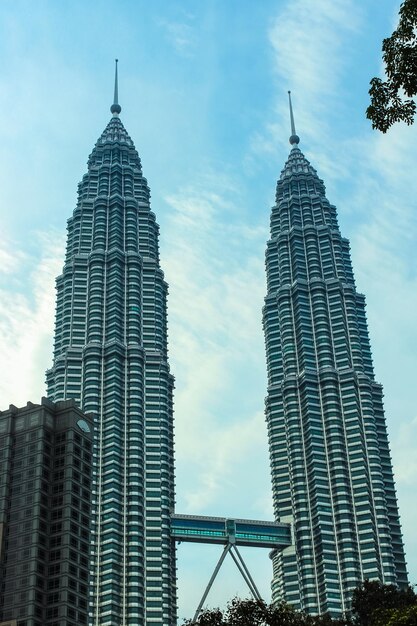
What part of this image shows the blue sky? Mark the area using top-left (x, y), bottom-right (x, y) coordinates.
top-left (1, 0), bottom-right (416, 620)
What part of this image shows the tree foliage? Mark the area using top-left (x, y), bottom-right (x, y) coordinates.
top-left (183, 597), bottom-right (351, 626)
top-left (184, 583), bottom-right (417, 626)
top-left (351, 581), bottom-right (417, 626)
top-left (373, 604), bottom-right (417, 626)
top-left (367, 0), bottom-right (417, 132)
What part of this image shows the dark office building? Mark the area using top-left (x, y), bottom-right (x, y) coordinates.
top-left (0, 398), bottom-right (93, 626)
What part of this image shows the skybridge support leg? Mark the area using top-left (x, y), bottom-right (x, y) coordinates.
top-left (229, 545), bottom-right (263, 601)
top-left (192, 542), bottom-right (265, 623)
top-left (192, 543), bottom-right (232, 624)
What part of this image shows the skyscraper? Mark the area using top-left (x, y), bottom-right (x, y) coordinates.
top-left (0, 398), bottom-right (93, 626)
top-left (263, 95), bottom-right (408, 616)
top-left (46, 63), bottom-right (176, 625)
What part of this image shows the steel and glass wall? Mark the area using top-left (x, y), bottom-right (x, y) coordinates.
top-left (263, 142), bottom-right (408, 616)
top-left (46, 114), bottom-right (176, 625)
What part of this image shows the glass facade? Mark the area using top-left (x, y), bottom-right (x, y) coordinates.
top-left (263, 138), bottom-right (408, 616)
top-left (46, 110), bottom-right (176, 625)
top-left (171, 515), bottom-right (292, 549)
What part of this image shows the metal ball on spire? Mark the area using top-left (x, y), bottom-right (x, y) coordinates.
top-left (110, 59), bottom-right (122, 115)
top-left (288, 91), bottom-right (300, 146)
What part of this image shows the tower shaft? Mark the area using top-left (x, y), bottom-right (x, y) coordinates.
top-left (263, 142), bottom-right (408, 616)
top-left (47, 115), bottom-right (176, 625)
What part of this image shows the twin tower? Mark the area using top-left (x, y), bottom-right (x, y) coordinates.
top-left (46, 67), bottom-right (408, 624)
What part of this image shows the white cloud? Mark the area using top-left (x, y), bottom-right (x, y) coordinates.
top-left (265, 0), bottom-right (361, 155)
top-left (158, 16), bottom-right (196, 56)
top-left (269, 0), bottom-right (359, 93)
top-left (161, 176), bottom-right (271, 519)
top-left (0, 231), bottom-right (65, 408)
top-left (0, 240), bottom-right (26, 275)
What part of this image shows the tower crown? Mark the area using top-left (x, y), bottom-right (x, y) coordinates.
top-left (278, 93), bottom-right (319, 182)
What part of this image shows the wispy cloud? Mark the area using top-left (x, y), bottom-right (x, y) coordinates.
top-left (0, 231), bottom-right (64, 407)
top-left (0, 239), bottom-right (26, 275)
top-left (255, 0), bottom-right (373, 279)
top-left (269, 0), bottom-right (360, 94)
top-left (251, 0), bottom-right (362, 184)
top-left (158, 16), bottom-right (196, 56)
top-left (161, 173), bottom-right (271, 518)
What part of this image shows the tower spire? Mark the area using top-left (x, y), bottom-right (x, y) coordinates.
top-left (288, 91), bottom-right (300, 147)
top-left (110, 59), bottom-right (121, 116)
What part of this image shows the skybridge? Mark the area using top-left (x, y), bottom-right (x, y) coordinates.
top-left (171, 514), bottom-right (291, 549)
top-left (172, 514), bottom-right (292, 622)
